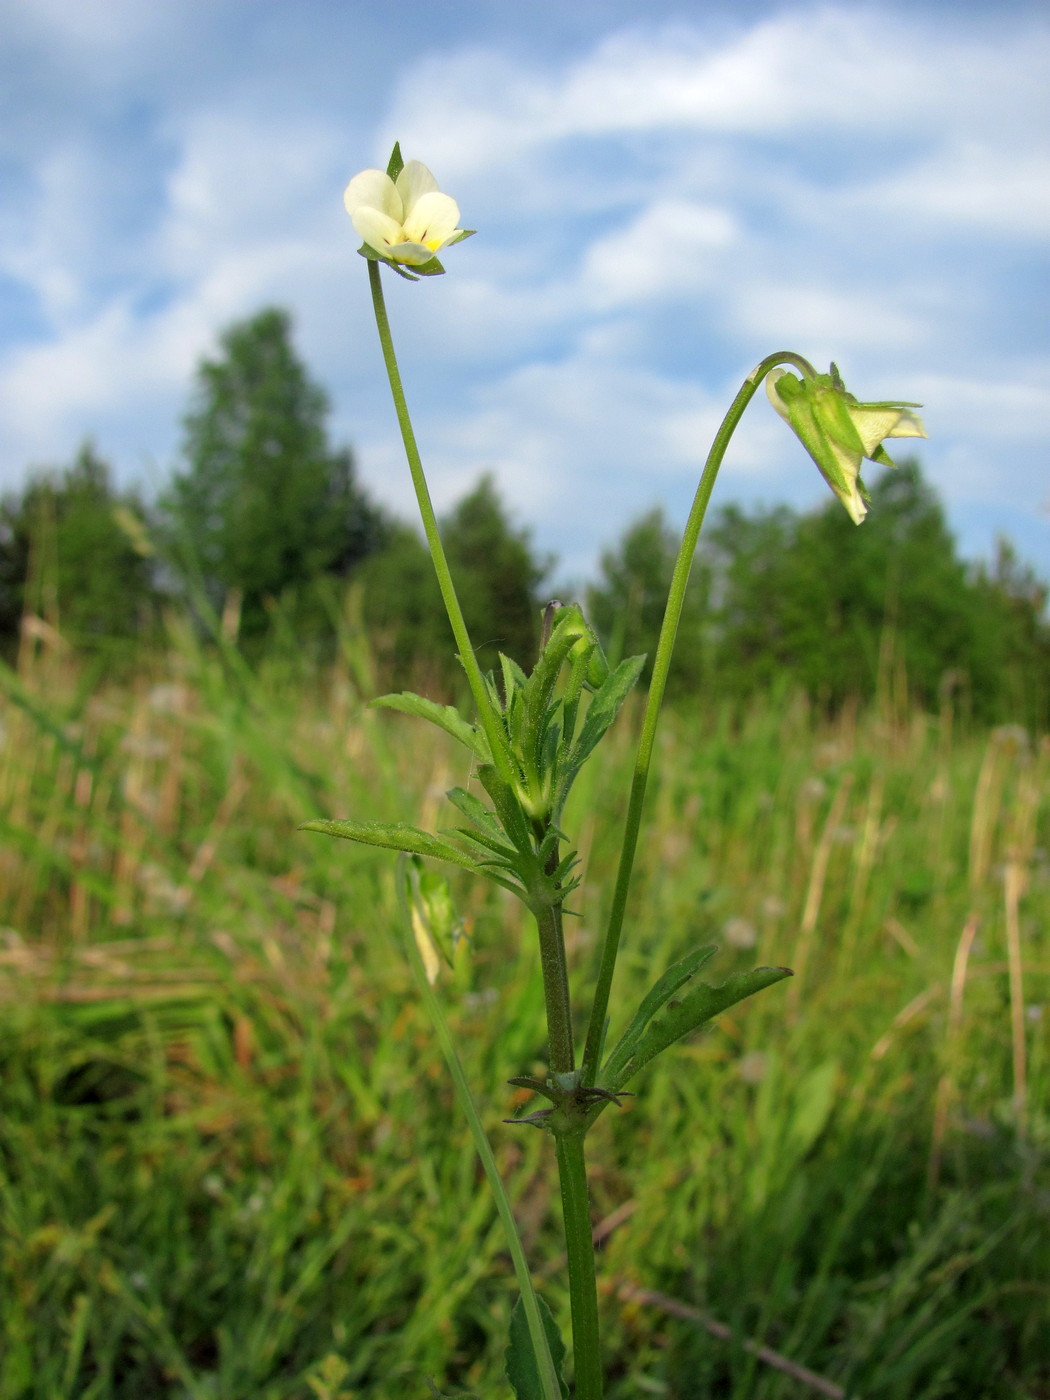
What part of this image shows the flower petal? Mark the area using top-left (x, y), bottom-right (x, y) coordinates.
top-left (847, 406), bottom-right (916, 457)
top-left (387, 239), bottom-right (441, 266)
top-left (351, 207), bottom-right (404, 253)
top-left (887, 408), bottom-right (926, 440)
top-left (344, 169), bottom-right (402, 221)
top-left (402, 191), bottom-right (462, 251)
top-left (395, 161), bottom-right (439, 218)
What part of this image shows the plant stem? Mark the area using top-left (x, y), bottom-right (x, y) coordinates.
top-left (555, 1131), bottom-right (603, 1398)
top-left (535, 900), bottom-right (575, 1075)
top-left (367, 260), bottom-right (512, 781)
top-left (397, 861), bottom-right (564, 1400)
top-left (581, 351), bottom-right (817, 1084)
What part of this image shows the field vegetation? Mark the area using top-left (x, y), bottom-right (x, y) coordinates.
top-left (1, 616), bottom-right (1047, 1398)
top-left (1, 305), bottom-right (1048, 1396)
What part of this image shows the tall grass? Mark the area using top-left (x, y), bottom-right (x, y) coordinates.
top-left (1, 623), bottom-right (1047, 1398)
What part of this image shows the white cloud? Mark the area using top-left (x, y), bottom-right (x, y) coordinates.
top-left (852, 143), bottom-right (1050, 240)
top-left (581, 199), bottom-right (738, 308)
top-left (0, 1), bottom-right (1047, 582)
top-left (388, 8), bottom-right (1049, 159)
top-left (733, 281), bottom-right (930, 356)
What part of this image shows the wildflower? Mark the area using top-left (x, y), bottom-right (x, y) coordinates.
top-left (344, 160), bottom-right (471, 269)
top-left (767, 364), bottom-right (926, 524)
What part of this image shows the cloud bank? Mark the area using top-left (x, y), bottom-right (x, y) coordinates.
top-left (0, 1), bottom-right (1047, 574)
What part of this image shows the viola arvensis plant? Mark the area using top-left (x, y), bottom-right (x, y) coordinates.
top-left (306, 141), bottom-right (928, 1400)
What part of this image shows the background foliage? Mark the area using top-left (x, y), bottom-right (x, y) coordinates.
top-left (0, 302), bottom-right (1048, 1394)
top-left (0, 629), bottom-right (1046, 1397)
top-left (1, 305), bottom-right (1048, 722)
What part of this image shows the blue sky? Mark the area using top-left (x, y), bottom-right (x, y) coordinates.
top-left (1, 0), bottom-right (1047, 583)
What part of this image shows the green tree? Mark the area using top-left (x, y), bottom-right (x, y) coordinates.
top-left (586, 506), bottom-right (710, 692)
top-left (444, 474), bottom-right (550, 674)
top-left (359, 474), bottom-right (550, 689)
top-left (162, 307), bottom-right (382, 638)
top-left (0, 443), bottom-right (157, 655)
top-left (703, 461), bottom-right (1050, 722)
top-left (585, 463), bottom-right (1050, 725)
top-left (967, 539), bottom-right (1050, 728)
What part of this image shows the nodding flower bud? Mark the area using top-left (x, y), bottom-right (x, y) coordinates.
top-left (767, 364), bottom-right (926, 524)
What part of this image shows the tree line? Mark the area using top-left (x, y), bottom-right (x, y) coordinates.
top-left (2, 307), bottom-right (1048, 727)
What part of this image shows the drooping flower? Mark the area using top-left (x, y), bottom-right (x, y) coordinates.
top-left (767, 364), bottom-right (926, 524)
top-left (343, 158), bottom-right (471, 270)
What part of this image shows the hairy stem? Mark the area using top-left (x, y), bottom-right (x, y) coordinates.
top-left (555, 1131), bottom-right (603, 1398)
top-left (535, 900), bottom-right (575, 1076)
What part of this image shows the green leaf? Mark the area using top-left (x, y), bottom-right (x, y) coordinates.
top-left (505, 1293), bottom-right (568, 1400)
top-left (555, 653), bottom-right (646, 810)
top-left (299, 818), bottom-right (481, 871)
top-left (499, 652), bottom-right (528, 709)
top-left (372, 692), bottom-right (489, 759)
top-left (600, 944), bottom-right (719, 1086)
top-left (477, 764), bottom-right (536, 858)
top-left (608, 965), bottom-right (793, 1092)
top-left (445, 786), bottom-right (505, 840)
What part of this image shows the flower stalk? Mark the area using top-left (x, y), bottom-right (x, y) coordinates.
top-left (365, 259), bottom-right (513, 786)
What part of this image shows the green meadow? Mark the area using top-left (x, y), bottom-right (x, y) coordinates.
top-left (1, 626), bottom-right (1047, 1399)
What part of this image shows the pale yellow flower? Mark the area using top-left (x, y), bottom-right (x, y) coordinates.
top-left (343, 161), bottom-right (467, 267)
top-left (767, 365), bottom-right (926, 524)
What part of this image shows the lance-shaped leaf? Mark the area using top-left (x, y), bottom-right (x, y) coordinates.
top-left (605, 965), bottom-right (793, 1093)
top-left (371, 692), bottom-right (489, 760)
top-left (505, 1292), bottom-right (569, 1400)
top-left (300, 818), bottom-right (482, 872)
top-left (600, 944), bottom-right (719, 1086)
top-left (554, 653), bottom-right (647, 812)
top-left (477, 763), bottom-right (537, 858)
top-left (445, 786), bottom-right (506, 841)
top-left (499, 652), bottom-right (528, 710)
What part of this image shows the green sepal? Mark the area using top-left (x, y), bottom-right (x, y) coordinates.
top-left (372, 692), bottom-right (489, 760)
top-left (411, 256), bottom-right (446, 277)
top-left (605, 964), bottom-right (793, 1093)
top-left (299, 818), bottom-right (480, 872)
top-left (445, 228), bottom-right (477, 245)
top-left (505, 1292), bottom-right (569, 1400)
top-left (356, 244), bottom-right (424, 281)
top-left (600, 944), bottom-right (719, 1086)
top-left (385, 142), bottom-right (404, 181)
